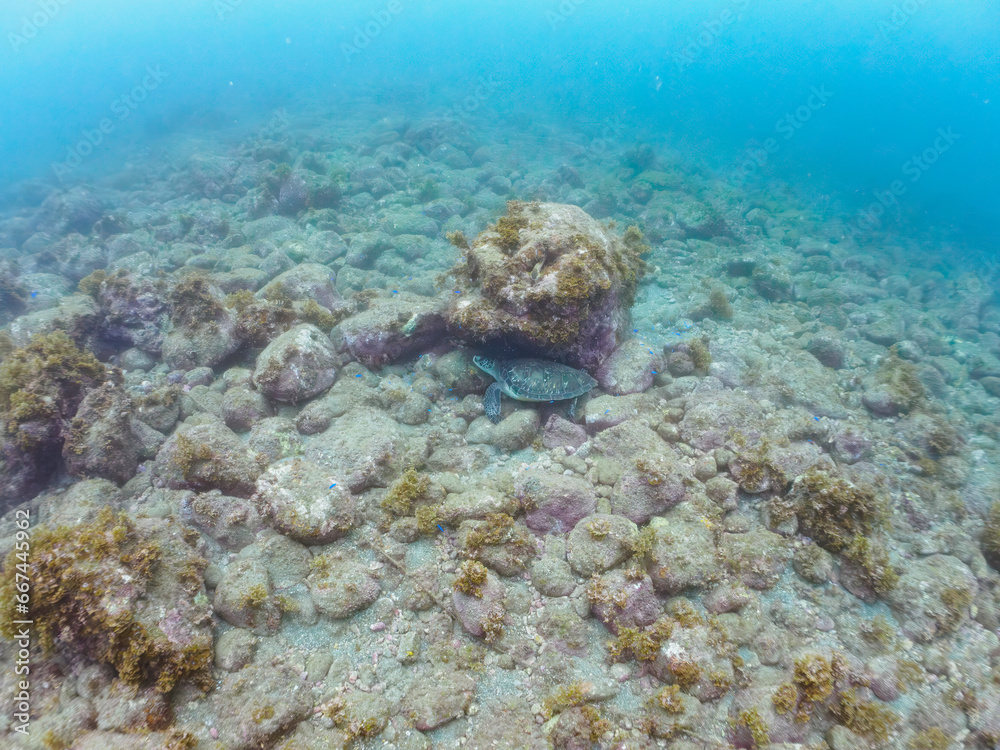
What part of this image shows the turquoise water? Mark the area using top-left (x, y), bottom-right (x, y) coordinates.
top-left (1, 2), bottom-right (999, 749)
top-left (2, 1), bottom-right (998, 249)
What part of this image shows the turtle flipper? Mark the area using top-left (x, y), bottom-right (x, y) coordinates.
top-left (484, 382), bottom-right (503, 424)
top-left (567, 396), bottom-right (578, 421)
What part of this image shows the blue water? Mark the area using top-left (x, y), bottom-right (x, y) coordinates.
top-left (2, 0), bottom-right (997, 251)
top-left (5, 3), bottom-right (1000, 747)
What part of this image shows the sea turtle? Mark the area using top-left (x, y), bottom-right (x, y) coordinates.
top-left (473, 355), bottom-right (598, 424)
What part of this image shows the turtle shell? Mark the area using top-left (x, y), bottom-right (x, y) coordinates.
top-left (496, 358), bottom-right (597, 402)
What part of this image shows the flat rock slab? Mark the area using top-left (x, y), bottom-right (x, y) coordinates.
top-left (254, 457), bottom-right (355, 544)
top-left (332, 291), bottom-right (448, 369)
top-left (516, 468), bottom-right (598, 535)
top-left (402, 667), bottom-right (476, 730)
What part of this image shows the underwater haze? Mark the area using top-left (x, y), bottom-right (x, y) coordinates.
top-left (4, 1), bottom-right (1000, 749)
top-left (2, 0), bottom-right (999, 249)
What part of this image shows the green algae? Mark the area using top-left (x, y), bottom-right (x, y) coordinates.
top-left (794, 469), bottom-right (889, 553)
top-left (833, 688), bottom-right (900, 743)
top-left (0, 331), bottom-right (107, 452)
top-left (0, 508), bottom-right (212, 693)
top-left (453, 559), bottom-right (489, 597)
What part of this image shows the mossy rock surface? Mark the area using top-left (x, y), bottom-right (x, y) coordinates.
top-left (0, 330), bottom-right (108, 507)
top-left (0, 508), bottom-right (213, 693)
top-left (448, 201), bottom-right (646, 370)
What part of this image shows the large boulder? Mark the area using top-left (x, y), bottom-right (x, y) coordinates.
top-left (448, 201), bottom-right (646, 371)
top-left (0, 509), bottom-right (213, 693)
top-left (154, 420), bottom-right (263, 497)
top-left (162, 276), bottom-right (240, 370)
top-left (331, 291), bottom-right (448, 369)
top-left (253, 324), bottom-right (337, 403)
top-left (253, 457), bottom-right (356, 544)
top-left (62, 383), bottom-right (139, 484)
top-left (256, 263), bottom-right (340, 311)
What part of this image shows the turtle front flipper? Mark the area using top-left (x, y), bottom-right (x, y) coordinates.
top-left (484, 382), bottom-right (503, 424)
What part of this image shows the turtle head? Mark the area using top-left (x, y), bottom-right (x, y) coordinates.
top-left (472, 355), bottom-right (497, 376)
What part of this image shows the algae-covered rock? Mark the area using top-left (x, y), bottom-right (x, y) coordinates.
top-left (257, 262), bottom-right (341, 311)
top-left (679, 389), bottom-right (772, 452)
top-left (0, 508), bottom-right (213, 693)
top-left (717, 527), bottom-right (793, 590)
top-left (213, 558), bottom-right (282, 634)
top-left (452, 561), bottom-right (507, 641)
top-left (789, 469), bottom-right (888, 554)
top-left (161, 275), bottom-right (241, 370)
top-left (62, 382), bottom-right (139, 485)
top-left (457, 514), bottom-right (536, 576)
top-left (304, 406), bottom-right (413, 492)
top-left (808, 333), bottom-right (847, 369)
top-left (583, 393), bottom-right (650, 432)
top-left (588, 568), bottom-right (661, 633)
top-left (646, 506), bottom-right (718, 595)
top-left (254, 457), bottom-right (356, 544)
top-left (610, 450), bottom-right (690, 524)
top-left (861, 353), bottom-right (926, 416)
top-left (589, 416), bottom-right (668, 464)
top-left (536, 597), bottom-right (589, 654)
top-left (596, 337), bottom-right (661, 395)
top-left (886, 554), bottom-right (977, 642)
top-left (448, 201), bottom-right (646, 371)
top-left (7, 292), bottom-right (101, 348)
top-left (211, 664), bottom-right (313, 750)
top-left (89, 271), bottom-right (169, 358)
top-left (92, 677), bottom-right (170, 733)
top-left (402, 666), bottom-right (476, 731)
top-left (69, 729), bottom-right (201, 750)
top-left (436, 485), bottom-right (520, 527)
top-left (248, 416), bottom-right (303, 463)
top-left (531, 554), bottom-right (576, 597)
top-left (433, 348), bottom-right (492, 396)
top-left (154, 419), bottom-right (263, 497)
top-left (463, 704), bottom-right (549, 750)
top-left (134, 386), bottom-right (181, 433)
top-left (649, 616), bottom-right (734, 703)
top-left (183, 489), bottom-right (265, 551)
top-left (542, 414), bottom-right (588, 450)
top-left (466, 409), bottom-right (540, 451)
top-left (751, 261), bottom-right (793, 301)
top-left (215, 628), bottom-right (258, 672)
top-left (673, 196), bottom-right (729, 239)
top-left (308, 552), bottom-right (380, 619)
top-left (515, 468), bottom-right (598, 535)
top-left (222, 387), bottom-right (272, 432)
top-left (253, 323), bottom-right (337, 403)
top-left (0, 330), bottom-right (108, 507)
top-left (567, 514), bottom-right (637, 576)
